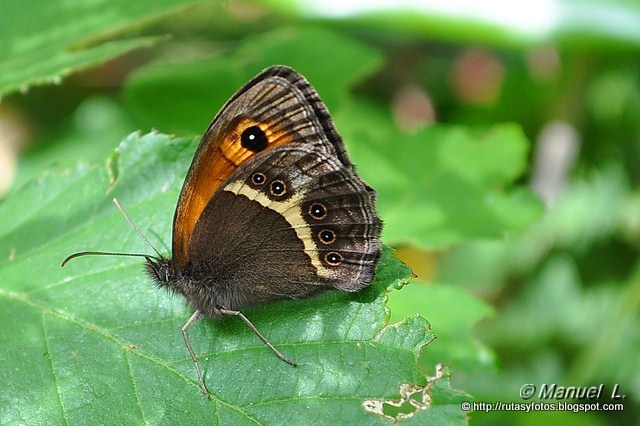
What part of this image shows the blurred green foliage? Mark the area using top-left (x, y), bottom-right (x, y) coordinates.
top-left (1, 0), bottom-right (639, 424)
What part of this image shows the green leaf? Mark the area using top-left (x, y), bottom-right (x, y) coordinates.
top-left (13, 95), bottom-right (138, 194)
top-left (339, 102), bottom-right (543, 248)
top-left (0, 132), bottom-right (466, 424)
top-left (387, 282), bottom-right (496, 375)
top-left (0, 0), bottom-right (203, 99)
top-left (123, 27), bottom-right (384, 135)
top-left (363, 364), bottom-right (472, 424)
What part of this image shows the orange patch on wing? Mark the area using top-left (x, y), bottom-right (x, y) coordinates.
top-left (172, 118), bottom-right (293, 268)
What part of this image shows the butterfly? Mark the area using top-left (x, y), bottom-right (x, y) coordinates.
top-left (63, 65), bottom-right (382, 397)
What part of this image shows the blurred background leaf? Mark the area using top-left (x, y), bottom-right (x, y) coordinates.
top-left (1, 0), bottom-right (639, 424)
top-left (0, 0), bottom-right (205, 99)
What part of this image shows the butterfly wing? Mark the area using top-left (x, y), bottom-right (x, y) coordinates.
top-left (172, 66), bottom-right (354, 269)
top-left (170, 65), bottom-right (381, 313)
top-left (187, 144), bottom-right (381, 311)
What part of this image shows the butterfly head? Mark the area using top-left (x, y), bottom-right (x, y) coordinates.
top-left (144, 255), bottom-right (177, 286)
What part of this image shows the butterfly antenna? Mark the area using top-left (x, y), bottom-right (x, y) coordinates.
top-left (112, 198), bottom-right (163, 259)
top-left (60, 198), bottom-right (164, 268)
top-left (61, 251), bottom-right (151, 267)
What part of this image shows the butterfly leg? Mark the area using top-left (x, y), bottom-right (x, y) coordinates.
top-left (218, 307), bottom-right (297, 367)
top-left (181, 310), bottom-right (210, 397)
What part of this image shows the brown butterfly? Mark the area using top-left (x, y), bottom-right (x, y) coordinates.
top-left (63, 65), bottom-right (382, 397)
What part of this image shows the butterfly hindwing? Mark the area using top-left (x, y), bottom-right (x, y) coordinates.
top-left (186, 143), bottom-right (381, 312)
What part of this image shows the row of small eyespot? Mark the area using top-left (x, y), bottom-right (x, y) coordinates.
top-left (251, 171), bottom-right (343, 266)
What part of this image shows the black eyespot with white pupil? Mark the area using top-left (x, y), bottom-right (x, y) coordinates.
top-left (319, 229), bottom-right (336, 244)
top-left (309, 203), bottom-right (327, 220)
top-left (241, 125), bottom-right (269, 152)
top-left (325, 252), bottom-right (343, 266)
top-left (270, 180), bottom-right (286, 196)
top-left (251, 172), bottom-right (266, 185)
